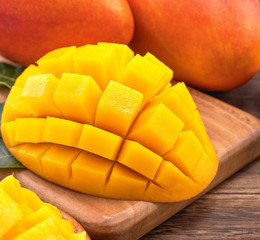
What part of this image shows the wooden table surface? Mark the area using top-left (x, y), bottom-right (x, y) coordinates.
top-left (141, 72), bottom-right (260, 239)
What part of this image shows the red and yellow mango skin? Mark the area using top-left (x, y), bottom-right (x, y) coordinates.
top-left (0, 0), bottom-right (134, 66)
top-left (128, 0), bottom-right (260, 91)
top-left (1, 43), bottom-right (219, 202)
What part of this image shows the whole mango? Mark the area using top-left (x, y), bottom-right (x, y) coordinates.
top-left (0, 0), bottom-right (134, 66)
top-left (128, 0), bottom-right (260, 91)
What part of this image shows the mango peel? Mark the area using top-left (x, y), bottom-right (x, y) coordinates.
top-left (1, 43), bottom-right (219, 202)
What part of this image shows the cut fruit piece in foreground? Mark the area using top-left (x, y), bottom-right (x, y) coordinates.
top-left (0, 175), bottom-right (89, 240)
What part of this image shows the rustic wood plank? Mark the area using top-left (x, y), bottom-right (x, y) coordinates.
top-left (211, 158), bottom-right (260, 194)
top-left (141, 193), bottom-right (260, 240)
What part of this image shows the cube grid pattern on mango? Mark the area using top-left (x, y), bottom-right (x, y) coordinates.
top-left (1, 42), bottom-right (219, 202)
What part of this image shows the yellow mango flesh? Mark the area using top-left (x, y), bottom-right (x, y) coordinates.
top-left (15, 65), bottom-right (45, 88)
top-left (95, 80), bottom-right (143, 137)
top-left (120, 54), bottom-right (167, 105)
top-left (128, 103), bottom-right (184, 155)
top-left (43, 117), bottom-right (83, 147)
top-left (98, 42), bottom-right (134, 73)
top-left (146, 82), bottom-right (197, 123)
top-left (1, 86), bottom-right (32, 123)
top-left (0, 189), bottom-right (24, 238)
top-left (1, 43), bottom-right (218, 202)
top-left (74, 44), bottom-right (119, 90)
top-left (21, 74), bottom-right (62, 118)
top-left (0, 176), bottom-right (87, 240)
top-left (37, 46), bottom-right (77, 78)
top-left (70, 151), bottom-right (114, 195)
top-left (54, 73), bottom-right (102, 124)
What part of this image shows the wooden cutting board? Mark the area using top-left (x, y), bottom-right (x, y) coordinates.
top-left (0, 86), bottom-right (259, 240)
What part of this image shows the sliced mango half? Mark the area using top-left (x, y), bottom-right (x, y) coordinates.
top-left (1, 43), bottom-right (218, 202)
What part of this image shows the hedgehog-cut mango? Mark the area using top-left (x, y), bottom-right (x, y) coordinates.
top-left (1, 43), bottom-right (219, 202)
top-left (0, 175), bottom-right (87, 240)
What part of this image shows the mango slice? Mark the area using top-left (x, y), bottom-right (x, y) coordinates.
top-left (0, 176), bottom-right (87, 240)
top-left (1, 43), bottom-right (218, 202)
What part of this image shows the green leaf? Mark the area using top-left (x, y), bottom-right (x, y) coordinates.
top-left (0, 62), bottom-right (25, 88)
top-left (0, 102), bottom-right (24, 168)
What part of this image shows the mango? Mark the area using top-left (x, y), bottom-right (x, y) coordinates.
top-left (1, 43), bottom-right (218, 202)
top-left (0, 176), bottom-right (88, 240)
top-left (128, 0), bottom-right (260, 91)
top-left (0, 0), bottom-right (134, 65)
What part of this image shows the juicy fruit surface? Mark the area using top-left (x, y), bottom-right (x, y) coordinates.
top-left (1, 43), bottom-right (219, 202)
top-left (0, 175), bottom-right (87, 240)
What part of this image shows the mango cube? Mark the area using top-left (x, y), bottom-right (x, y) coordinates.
top-left (70, 151), bottom-right (114, 195)
top-left (54, 73), bottom-right (102, 124)
top-left (0, 176), bottom-right (26, 211)
top-left (184, 110), bottom-right (218, 160)
top-left (74, 44), bottom-right (119, 90)
top-left (42, 117), bottom-right (83, 147)
top-left (42, 145), bottom-right (80, 185)
top-left (20, 188), bottom-right (44, 211)
top-left (120, 54), bottom-right (166, 104)
top-left (15, 118), bottom-right (45, 144)
top-left (13, 218), bottom-right (67, 240)
top-left (146, 82), bottom-right (196, 123)
top-left (117, 140), bottom-right (162, 180)
top-left (1, 121), bottom-right (18, 147)
top-left (105, 163), bottom-right (148, 200)
top-left (153, 161), bottom-right (202, 201)
top-left (16, 143), bottom-right (51, 175)
top-left (37, 46), bottom-right (76, 78)
top-left (163, 131), bottom-right (205, 181)
top-left (0, 189), bottom-right (24, 238)
top-left (128, 103), bottom-right (184, 155)
top-left (98, 42), bottom-right (134, 73)
top-left (21, 74), bottom-right (62, 118)
top-left (144, 52), bottom-right (173, 94)
top-left (95, 81), bottom-right (143, 137)
top-left (77, 124), bottom-right (123, 160)
top-left (15, 65), bottom-right (45, 88)
top-left (1, 86), bottom-right (31, 123)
